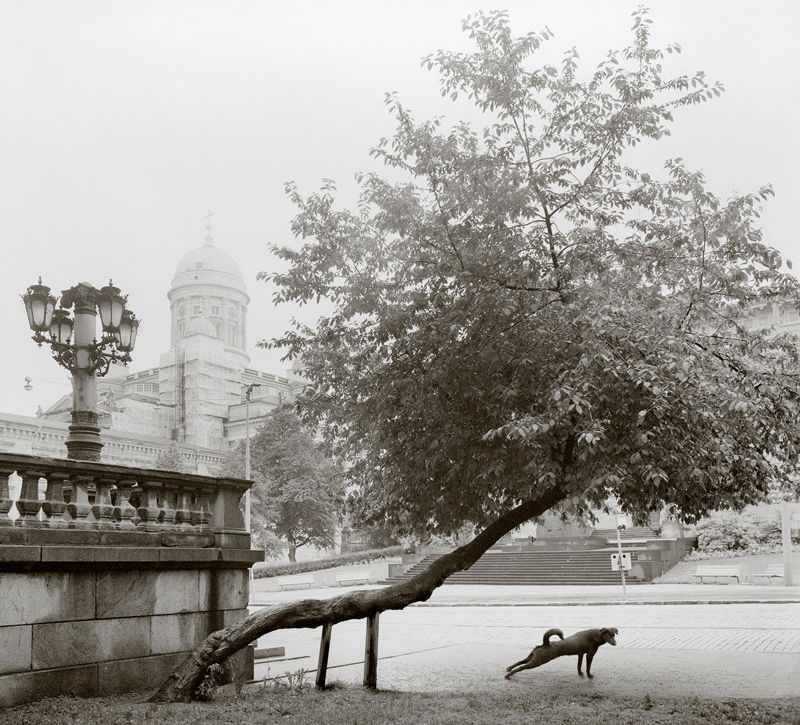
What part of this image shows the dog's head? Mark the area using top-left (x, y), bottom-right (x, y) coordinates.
top-left (600, 627), bottom-right (618, 646)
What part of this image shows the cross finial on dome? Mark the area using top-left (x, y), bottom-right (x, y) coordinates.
top-left (204, 210), bottom-right (214, 246)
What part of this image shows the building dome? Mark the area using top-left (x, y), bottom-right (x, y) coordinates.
top-left (171, 231), bottom-right (246, 295)
top-left (167, 218), bottom-right (250, 357)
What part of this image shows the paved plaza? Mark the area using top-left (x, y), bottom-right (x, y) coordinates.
top-left (248, 584), bottom-right (800, 700)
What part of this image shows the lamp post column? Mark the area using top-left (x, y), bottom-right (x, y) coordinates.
top-left (245, 391), bottom-right (251, 532)
top-left (65, 292), bottom-right (102, 461)
top-left (243, 382), bottom-right (260, 534)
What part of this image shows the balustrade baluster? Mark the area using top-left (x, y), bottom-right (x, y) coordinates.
top-left (0, 469), bottom-right (14, 526)
top-left (15, 471), bottom-right (44, 527)
top-left (136, 481), bottom-right (162, 532)
top-left (190, 486), bottom-right (213, 534)
top-left (115, 479), bottom-right (138, 530)
top-left (42, 472), bottom-right (70, 528)
top-left (159, 483), bottom-right (177, 531)
top-left (92, 476), bottom-right (116, 530)
top-left (66, 474), bottom-right (95, 529)
top-left (174, 486), bottom-right (194, 533)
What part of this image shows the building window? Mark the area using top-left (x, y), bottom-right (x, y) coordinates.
top-left (211, 305), bottom-right (220, 315)
top-left (193, 304), bottom-right (201, 315)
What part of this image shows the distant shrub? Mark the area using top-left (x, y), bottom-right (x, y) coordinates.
top-left (690, 511), bottom-right (799, 559)
top-left (252, 545), bottom-right (403, 579)
top-left (697, 516), bottom-right (756, 553)
top-left (749, 517), bottom-right (782, 545)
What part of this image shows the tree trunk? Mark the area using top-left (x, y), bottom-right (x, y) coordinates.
top-left (149, 486), bottom-right (563, 702)
top-left (288, 544), bottom-right (297, 562)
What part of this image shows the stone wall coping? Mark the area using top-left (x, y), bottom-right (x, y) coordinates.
top-left (0, 526), bottom-right (252, 549)
top-left (0, 543), bottom-right (263, 570)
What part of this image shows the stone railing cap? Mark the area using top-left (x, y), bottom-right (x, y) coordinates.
top-left (0, 451), bottom-right (253, 489)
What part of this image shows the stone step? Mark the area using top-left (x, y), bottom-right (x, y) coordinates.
top-left (388, 549), bottom-right (644, 586)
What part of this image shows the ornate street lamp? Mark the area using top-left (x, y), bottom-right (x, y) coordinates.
top-left (21, 279), bottom-right (140, 461)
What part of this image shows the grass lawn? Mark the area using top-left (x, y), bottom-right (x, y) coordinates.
top-left (3, 686), bottom-right (800, 725)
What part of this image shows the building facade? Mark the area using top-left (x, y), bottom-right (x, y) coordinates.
top-left (0, 222), bottom-right (304, 473)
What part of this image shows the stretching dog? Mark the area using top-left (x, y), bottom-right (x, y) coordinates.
top-left (505, 627), bottom-right (618, 679)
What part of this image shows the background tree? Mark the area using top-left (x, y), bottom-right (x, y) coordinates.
top-left (227, 406), bottom-right (345, 561)
top-left (154, 442), bottom-right (188, 473)
top-left (221, 445), bottom-right (284, 559)
top-left (155, 9), bottom-right (800, 700)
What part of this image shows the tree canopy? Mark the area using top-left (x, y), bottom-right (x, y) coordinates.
top-left (155, 9), bottom-right (800, 700)
top-left (266, 8), bottom-right (800, 536)
top-left (154, 443), bottom-right (188, 473)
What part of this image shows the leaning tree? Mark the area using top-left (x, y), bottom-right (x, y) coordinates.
top-left (153, 8), bottom-right (800, 701)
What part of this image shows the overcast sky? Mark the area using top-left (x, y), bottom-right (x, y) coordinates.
top-left (1, 0), bottom-right (798, 417)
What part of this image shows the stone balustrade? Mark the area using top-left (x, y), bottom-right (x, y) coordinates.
top-left (0, 452), bottom-right (262, 707)
top-left (0, 451), bottom-right (257, 556)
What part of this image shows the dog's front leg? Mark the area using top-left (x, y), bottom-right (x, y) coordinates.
top-left (504, 658), bottom-right (539, 679)
top-left (585, 647), bottom-right (597, 679)
top-left (506, 657), bottom-right (530, 672)
top-left (577, 653), bottom-right (584, 677)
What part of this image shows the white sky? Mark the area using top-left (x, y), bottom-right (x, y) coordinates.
top-left (0, 0), bottom-right (798, 416)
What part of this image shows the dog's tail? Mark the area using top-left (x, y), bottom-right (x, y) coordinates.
top-left (542, 628), bottom-right (564, 646)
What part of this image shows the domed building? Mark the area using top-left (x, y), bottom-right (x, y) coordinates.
top-left (9, 220), bottom-right (305, 472)
top-left (169, 222), bottom-right (249, 358)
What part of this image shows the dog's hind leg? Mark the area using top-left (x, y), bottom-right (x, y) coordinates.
top-left (577, 653), bottom-right (584, 677)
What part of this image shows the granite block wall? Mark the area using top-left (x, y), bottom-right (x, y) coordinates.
top-left (0, 567), bottom-right (251, 707)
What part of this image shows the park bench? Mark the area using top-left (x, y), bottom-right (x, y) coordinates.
top-left (752, 564), bottom-right (785, 584)
top-left (691, 564), bottom-right (742, 583)
top-left (336, 571), bottom-right (372, 586)
top-left (278, 576), bottom-right (314, 591)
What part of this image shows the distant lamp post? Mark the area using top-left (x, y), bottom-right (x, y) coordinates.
top-left (243, 383), bottom-right (261, 534)
top-left (21, 278), bottom-right (140, 461)
top-left (23, 377), bottom-right (33, 392)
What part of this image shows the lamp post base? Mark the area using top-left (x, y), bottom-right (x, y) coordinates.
top-left (65, 411), bottom-right (104, 462)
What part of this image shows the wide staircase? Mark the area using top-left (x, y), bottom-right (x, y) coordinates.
top-left (384, 546), bottom-right (647, 586)
top-left (590, 526), bottom-right (657, 542)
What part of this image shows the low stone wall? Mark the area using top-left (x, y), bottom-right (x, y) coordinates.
top-left (0, 452), bottom-right (263, 708)
top-left (255, 558), bottom-right (402, 592)
top-left (0, 563), bottom-right (251, 706)
top-left (629, 537), bottom-right (698, 581)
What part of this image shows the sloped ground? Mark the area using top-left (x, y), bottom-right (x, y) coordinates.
top-left (655, 551), bottom-right (800, 584)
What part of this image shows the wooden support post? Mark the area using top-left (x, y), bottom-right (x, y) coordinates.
top-left (315, 623), bottom-right (333, 690)
top-left (363, 612), bottom-right (379, 689)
